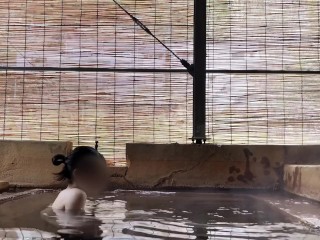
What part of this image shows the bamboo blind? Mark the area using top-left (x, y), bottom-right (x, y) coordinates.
top-left (0, 0), bottom-right (320, 165)
top-left (206, 0), bottom-right (320, 145)
top-left (0, 0), bottom-right (193, 166)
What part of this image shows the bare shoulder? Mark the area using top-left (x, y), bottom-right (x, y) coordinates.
top-left (52, 188), bottom-right (87, 211)
top-left (65, 188), bottom-right (87, 210)
top-left (68, 188), bottom-right (87, 197)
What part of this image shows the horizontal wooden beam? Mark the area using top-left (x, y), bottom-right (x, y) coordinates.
top-left (0, 66), bottom-right (319, 75)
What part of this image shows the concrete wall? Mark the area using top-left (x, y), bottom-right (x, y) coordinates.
top-left (0, 141), bottom-right (72, 187)
top-left (124, 144), bottom-right (285, 189)
top-left (284, 165), bottom-right (320, 202)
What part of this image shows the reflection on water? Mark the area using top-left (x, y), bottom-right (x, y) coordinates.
top-left (1, 191), bottom-right (320, 239)
top-left (43, 191), bottom-right (320, 239)
top-left (41, 208), bottom-right (103, 239)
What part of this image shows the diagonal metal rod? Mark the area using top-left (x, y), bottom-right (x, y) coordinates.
top-left (112, 0), bottom-right (194, 76)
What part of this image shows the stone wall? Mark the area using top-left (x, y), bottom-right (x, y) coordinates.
top-left (284, 165), bottom-right (320, 202)
top-left (123, 144), bottom-right (285, 189)
top-left (1, 141), bottom-right (320, 190)
top-left (0, 141), bottom-right (72, 187)
top-left (284, 146), bottom-right (320, 164)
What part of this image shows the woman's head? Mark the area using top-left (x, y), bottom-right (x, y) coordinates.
top-left (52, 146), bottom-right (108, 194)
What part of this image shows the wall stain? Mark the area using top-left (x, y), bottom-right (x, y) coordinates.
top-left (229, 166), bottom-right (240, 174)
top-left (264, 170), bottom-right (270, 175)
top-left (287, 172), bottom-right (292, 183)
top-left (243, 148), bottom-right (253, 160)
top-left (226, 148), bottom-right (283, 186)
top-left (273, 164), bottom-right (284, 187)
top-left (292, 167), bottom-right (302, 191)
top-left (233, 148), bottom-right (255, 183)
top-left (227, 176), bottom-right (235, 182)
top-left (284, 172), bottom-right (291, 186)
top-left (237, 175), bottom-right (247, 183)
top-left (243, 148), bottom-right (255, 182)
top-left (261, 157), bottom-right (270, 169)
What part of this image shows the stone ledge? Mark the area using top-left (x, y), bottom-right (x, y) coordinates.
top-left (4, 167), bottom-right (128, 189)
top-left (284, 164), bottom-right (320, 202)
top-left (0, 189), bottom-right (57, 204)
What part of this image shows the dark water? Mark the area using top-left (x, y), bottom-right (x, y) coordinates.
top-left (0, 190), bottom-right (319, 239)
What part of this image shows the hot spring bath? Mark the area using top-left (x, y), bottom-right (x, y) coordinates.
top-left (0, 190), bottom-right (319, 239)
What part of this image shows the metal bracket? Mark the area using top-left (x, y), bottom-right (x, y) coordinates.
top-left (189, 137), bottom-right (210, 144)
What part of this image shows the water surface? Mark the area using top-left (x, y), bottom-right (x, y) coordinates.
top-left (0, 190), bottom-right (319, 239)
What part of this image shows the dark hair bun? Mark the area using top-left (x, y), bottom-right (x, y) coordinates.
top-left (52, 154), bottom-right (67, 166)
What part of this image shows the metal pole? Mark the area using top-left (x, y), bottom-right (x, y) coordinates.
top-left (193, 0), bottom-right (207, 144)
